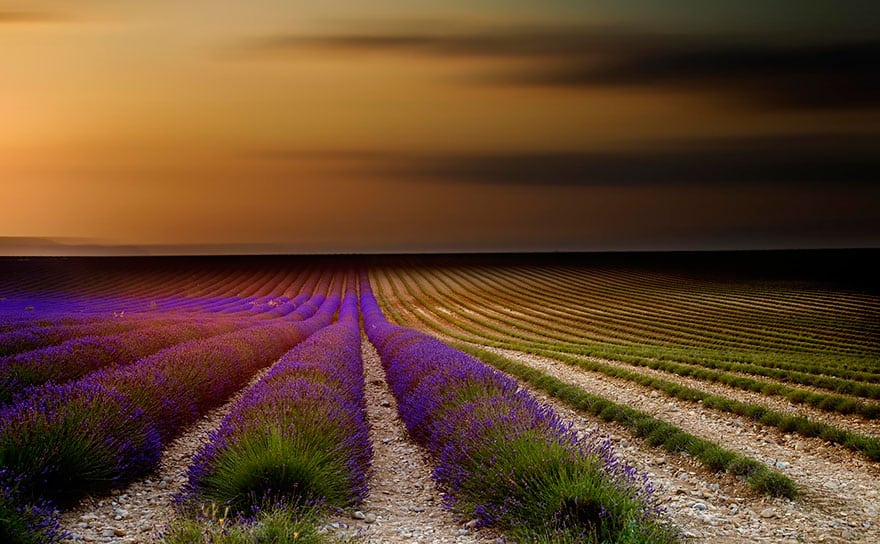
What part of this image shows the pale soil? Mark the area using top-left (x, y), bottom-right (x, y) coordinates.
top-left (479, 345), bottom-right (880, 543)
top-left (58, 340), bottom-right (499, 544)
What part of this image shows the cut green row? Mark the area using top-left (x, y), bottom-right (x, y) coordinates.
top-left (377, 281), bottom-right (880, 463)
top-left (455, 343), bottom-right (798, 499)
top-left (387, 270), bottom-right (880, 419)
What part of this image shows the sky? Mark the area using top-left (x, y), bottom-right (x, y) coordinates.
top-left (1, 1), bottom-right (879, 254)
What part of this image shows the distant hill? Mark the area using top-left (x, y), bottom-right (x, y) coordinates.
top-left (0, 237), bottom-right (149, 256)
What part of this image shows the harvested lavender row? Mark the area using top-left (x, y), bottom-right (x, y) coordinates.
top-left (164, 280), bottom-right (369, 540)
top-left (359, 273), bottom-right (678, 543)
top-left (0, 287), bottom-right (340, 539)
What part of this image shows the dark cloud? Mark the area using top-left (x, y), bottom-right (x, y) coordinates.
top-left (512, 40), bottom-right (880, 110)
top-left (252, 23), bottom-right (880, 110)
top-left (285, 133), bottom-right (880, 187)
top-left (255, 24), bottom-right (650, 59)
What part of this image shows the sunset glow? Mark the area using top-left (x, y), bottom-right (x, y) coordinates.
top-left (2, 1), bottom-right (878, 253)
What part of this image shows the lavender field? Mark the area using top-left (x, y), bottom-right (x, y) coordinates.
top-left (0, 254), bottom-right (877, 543)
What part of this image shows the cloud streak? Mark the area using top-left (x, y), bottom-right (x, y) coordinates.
top-left (260, 132), bottom-right (880, 187)
top-left (0, 11), bottom-right (66, 24)
top-left (250, 23), bottom-right (880, 111)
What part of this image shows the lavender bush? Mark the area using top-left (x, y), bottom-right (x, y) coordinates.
top-left (0, 469), bottom-right (66, 544)
top-left (0, 317), bottom-right (250, 405)
top-left (184, 281), bottom-right (370, 513)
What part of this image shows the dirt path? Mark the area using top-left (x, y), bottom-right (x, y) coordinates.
top-left (323, 339), bottom-right (499, 543)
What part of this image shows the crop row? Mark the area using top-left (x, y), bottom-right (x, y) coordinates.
top-left (384, 268), bottom-right (880, 416)
top-left (0, 315), bottom-right (256, 405)
top-left (0, 279), bottom-right (340, 541)
top-left (375, 271), bottom-right (880, 462)
top-left (442, 265), bottom-right (878, 357)
top-left (165, 278), bottom-right (371, 541)
top-left (457, 343), bottom-right (798, 498)
top-left (373, 277), bottom-right (800, 499)
top-left (385, 260), bottom-right (872, 357)
top-left (531, 263), bottom-right (879, 329)
top-left (0, 261), bottom-right (307, 302)
top-left (361, 274), bottom-right (677, 543)
top-left (399, 260), bottom-right (879, 361)
top-left (400, 264), bottom-right (880, 378)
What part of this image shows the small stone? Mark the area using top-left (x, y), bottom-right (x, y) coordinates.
top-left (364, 513), bottom-right (377, 524)
top-left (380, 400), bottom-right (391, 407)
top-left (692, 502), bottom-right (708, 512)
top-left (775, 461), bottom-right (790, 469)
top-left (352, 510), bottom-right (366, 520)
top-left (761, 508), bottom-right (777, 519)
top-left (410, 505), bottom-right (425, 512)
top-left (114, 528), bottom-right (126, 537)
top-left (650, 391), bottom-right (659, 398)
top-left (382, 438), bottom-right (392, 444)
top-left (102, 528), bottom-right (115, 538)
top-left (465, 519), bottom-right (479, 529)
top-left (655, 456), bottom-right (666, 465)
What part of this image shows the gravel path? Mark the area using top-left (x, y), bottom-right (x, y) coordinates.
top-left (323, 338), bottom-right (499, 543)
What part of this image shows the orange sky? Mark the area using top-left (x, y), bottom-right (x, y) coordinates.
top-left (2, 1), bottom-right (878, 253)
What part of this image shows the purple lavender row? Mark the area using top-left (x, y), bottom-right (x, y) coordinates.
top-left (0, 318), bottom-right (145, 357)
top-left (0, 291), bottom-right (268, 357)
top-left (0, 286), bottom-right (340, 513)
top-left (0, 316), bottom-right (259, 405)
top-left (184, 278), bottom-right (371, 512)
top-left (359, 273), bottom-right (675, 542)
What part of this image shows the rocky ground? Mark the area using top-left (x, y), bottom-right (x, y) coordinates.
top-left (59, 336), bottom-right (880, 544)
top-left (481, 346), bottom-right (880, 544)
